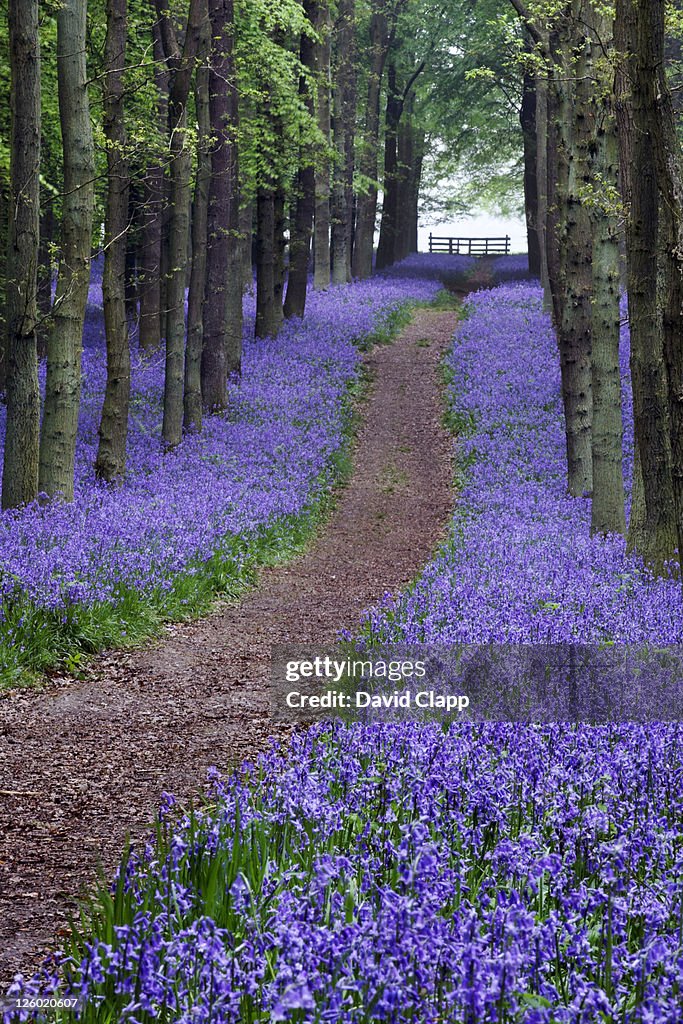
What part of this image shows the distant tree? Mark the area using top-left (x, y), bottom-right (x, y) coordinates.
top-left (330, 0), bottom-right (356, 284)
top-left (2, 0), bottom-right (41, 509)
top-left (313, 2), bottom-right (331, 290)
top-left (352, 3), bottom-right (403, 280)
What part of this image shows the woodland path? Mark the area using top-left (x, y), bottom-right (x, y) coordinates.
top-left (0, 308), bottom-right (459, 987)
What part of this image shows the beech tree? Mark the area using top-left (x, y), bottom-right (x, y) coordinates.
top-left (313, 2), bottom-right (331, 289)
top-left (184, 7), bottom-right (211, 433)
top-left (95, 0), bottom-right (130, 483)
top-left (2, 0), bottom-right (41, 510)
top-left (283, 0), bottom-right (317, 320)
top-left (201, 0), bottom-right (242, 406)
top-left (330, 0), bottom-right (356, 285)
top-left (352, 4), bottom-right (403, 280)
top-left (155, 0), bottom-right (203, 448)
top-left (614, 0), bottom-right (678, 571)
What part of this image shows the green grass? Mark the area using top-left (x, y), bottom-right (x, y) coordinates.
top-left (0, 306), bottom-right (419, 691)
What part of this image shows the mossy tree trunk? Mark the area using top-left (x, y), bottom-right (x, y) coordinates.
top-left (313, 2), bottom-right (331, 290)
top-left (201, 0), bottom-right (242, 407)
top-left (184, 10), bottom-right (210, 433)
top-left (284, 0), bottom-right (317, 319)
top-left (41, 0), bottom-right (95, 500)
top-left (94, 0), bottom-right (131, 484)
top-left (2, 0), bottom-right (41, 510)
top-left (615, 0), bottom-right (678, 572)
top-left (331, 0), bottom-right (356, 285)
top-left (155, 0), bottom-right (203, 449)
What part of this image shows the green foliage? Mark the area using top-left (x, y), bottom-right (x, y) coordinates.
top-left (415, 0), bottom-right (526, 220)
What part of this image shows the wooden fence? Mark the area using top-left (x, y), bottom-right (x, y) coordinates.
top-left (428, 234), bottom-right (510, 256)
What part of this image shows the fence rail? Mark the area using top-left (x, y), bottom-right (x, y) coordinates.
top-left (428, 234), bottom-right (510, 256)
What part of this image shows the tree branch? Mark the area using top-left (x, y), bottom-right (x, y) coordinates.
top-left (507, 0), bottom-right (544, 46)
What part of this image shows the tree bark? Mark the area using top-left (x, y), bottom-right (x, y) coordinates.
top-left (584, 12), bottom-right (625, 536)
top-left (521, 70), bottom-right (541, 277)
top-left (155, 0), bottom-right (203, 449)
top-left (39, 0), bottom-right (95, 500)
top-left (375, 61), bottom-right (401, 271)
top-left (201, 0), bottom-right (242, 411)
top-left (331, 0), bottom-right (356, 284)
top-left (536, 63), bottom-right (552, 305)
top-left (641, 0), bottom-right (683, 577)
top-left (37, 197), bottom-right (56, 358)
top-left (94, 0), bottom-right (131, 483)
top-left (313, 2), bottom-right (331, 289)
top-left (615, 0), bottom-right (678, 571)
top-left (284, 0), bottom-right (317, 319)
top-left (273, 186), bottom-right (286, 328)
top-left (553, 16), bottom-right (593, 498)
top-left (255, 185), bottom-right (279, 338)
top-left (184, 13), bottom-right (210, 433)
top-left (138, 23), bottom-right (169, 354)
top-left (352, 11), bottom-right (391, 280)
top-left (394, 96), bottom-right (416, 261)
top-left (239, 200), bottom-right (253, 292)
top-left (2, 0), bottom-right (41, 509)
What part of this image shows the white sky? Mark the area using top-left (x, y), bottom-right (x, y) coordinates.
top-left (417, 211), bottom-right (528, 254)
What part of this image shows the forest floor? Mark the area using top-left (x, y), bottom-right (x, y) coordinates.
top-left (0, 307), bottom-right (459, 988)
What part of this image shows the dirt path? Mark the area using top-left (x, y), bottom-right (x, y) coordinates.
top-left (0, 309), bottom-right (459, 988)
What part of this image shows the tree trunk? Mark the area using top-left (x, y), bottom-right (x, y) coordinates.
top-left (239, 200), bottom-right (253, 291)
top-left (2, 0), bottom-right (41, 509)
top-left (37, 197), bottom-right (55, 358)
top-left (39, 0), bottom-right (95, 500)
top-left (615, 0), bottom-right (678, 571)
top-left (554, 20), bottom-right (593, 498)
top-left (331, 0), bottom-right (356, 284)
top-left (641, 0), bottom-right (683, 577)
top-left (313, 2), bottom-right (331, 289)
top-left (201, 0), bottom-right (242, 411)
top-left (352, 12), bottom-right (390, 279)
top-left (375, 61), bottom-right (401, 271)
top-left (138, 23), bottom-right (169, 354)
top-left (536, 63), bottom-right (552, 305)
top-left (124, 190), bottom-right (139, 325)
top-left (273, 187), bottom-right (286, 328)
top-left (521, 70), bottom-right (541, 277)
top-left (155, 0), bottom-right (203, 448)
top-left (95, 0), bottom-right (131, 483)
top-left (255, 185), bottom-right (278, 338)
top-left (0, 181), bottom-right (8, 385)
top-left (407, 127), bottom-right (424, 254)
top-left (394, 98), bottom-right (415, 261)
top-left (585, 14), bottom-right (624, 536)
top-left (284, 1), bottom-right (317, 319)
top-left (184, 16), bottom-right (210, 433)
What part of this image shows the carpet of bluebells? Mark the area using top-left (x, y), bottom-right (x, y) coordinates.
top-left (0, 266), bottom-right (440, 675)
top-left (5, 259), bottom-right (683, 1022)
top-left (361, 282), bottom-right (682, 646)
top-left (5, 722), bottom-right (683, 1022)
